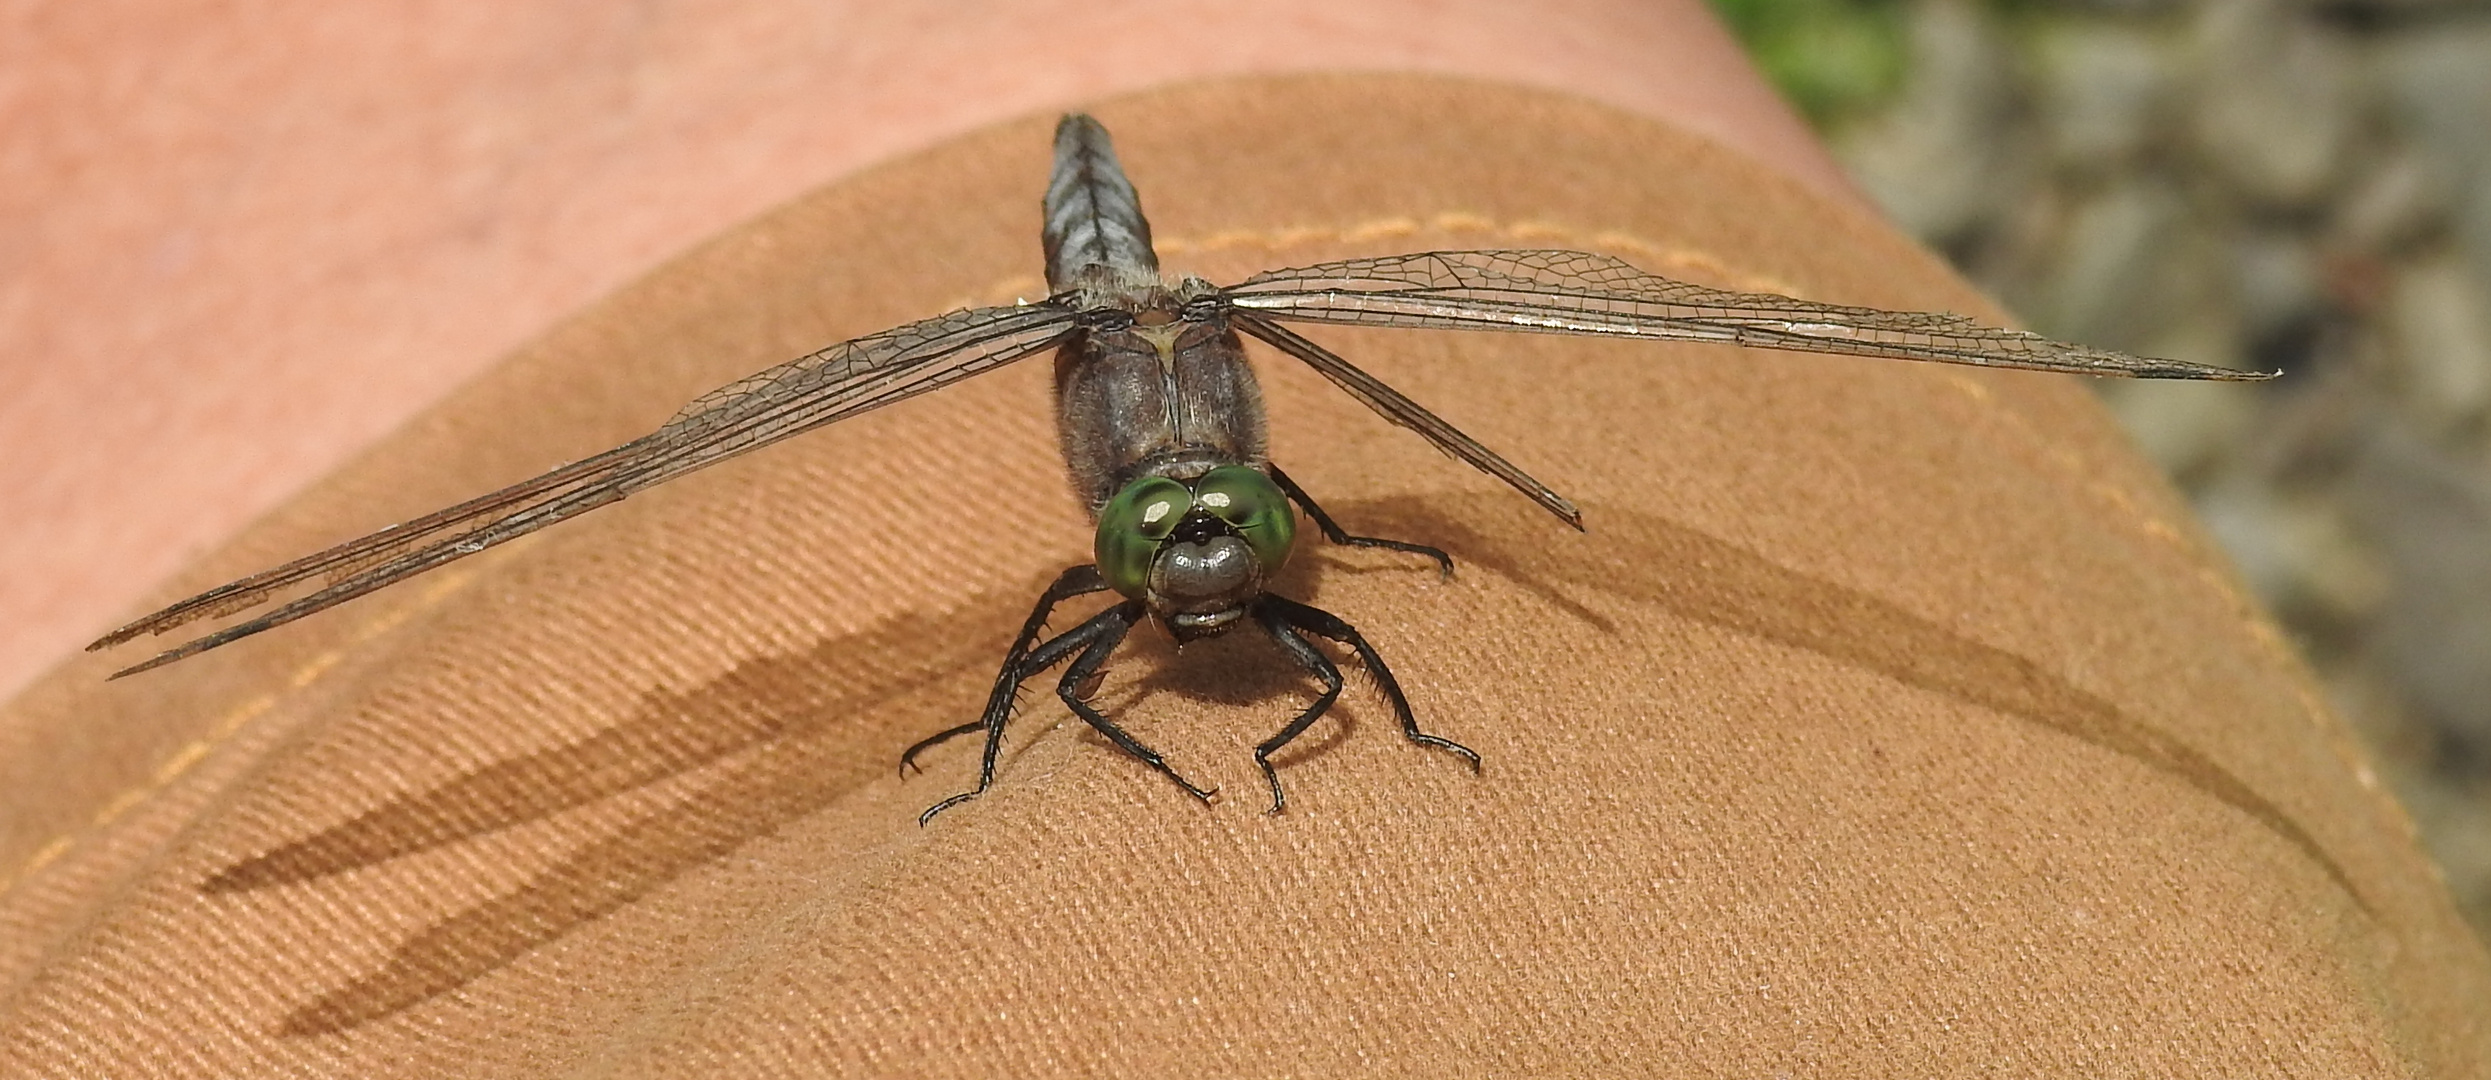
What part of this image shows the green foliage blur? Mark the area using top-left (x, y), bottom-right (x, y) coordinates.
top-left (1705, 0), bottom-right (1910, 126)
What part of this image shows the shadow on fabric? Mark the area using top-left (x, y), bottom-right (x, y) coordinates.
top-left (197, 494), bottom-right (2358, 1035)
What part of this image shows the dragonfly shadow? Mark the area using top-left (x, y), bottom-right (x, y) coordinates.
top-left (206, 569), bottom-right (1070, 1036)
top-left (1379, 491), bottom-right (2367, 915)
top-left (209, 491), bottom-right (2362, 1036)
top-left (217, 525), bottom-right (1498, 1037)
top-left (1108, 625), bottom-right (1368, 779)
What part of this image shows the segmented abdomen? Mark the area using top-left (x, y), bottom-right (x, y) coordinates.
top-left (1043, 114), bottom-right (1160, 293)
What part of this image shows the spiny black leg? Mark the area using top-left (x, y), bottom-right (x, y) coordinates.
top-left (898, 719), bottom-right (986, 776)
top-left (918, 572), bottom-right (1124, 827)
top-left (1056, 605), bottom-right (1217, 804)
top-left (1251, 601), bottom-right (1347, 815)
top-left (1262, 594), bottom-right (1482, 773)
top-left (919, 600), bottom-right (1130, 825)
top-left (1267, 465), bottom-right (1453, 579)
top-left (901, 564), bottom-right (1107, 777)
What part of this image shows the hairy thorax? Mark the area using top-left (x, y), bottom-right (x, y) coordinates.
top-left (1053, 274), bottom-right (1269, 515)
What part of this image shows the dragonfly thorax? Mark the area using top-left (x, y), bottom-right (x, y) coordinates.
top-left (1093, 466), bottom-right (1296, 639)
top-left (1054, 275), bottom-right (1269, 513)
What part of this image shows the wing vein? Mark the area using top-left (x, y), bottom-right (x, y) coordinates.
top-left (1227, 249), bottom-right (2271, 381)
top-left (94, 304), bottom-right (1078, 674)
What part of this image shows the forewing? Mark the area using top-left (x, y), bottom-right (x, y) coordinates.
top-left (92, 303), bottom-right (1080, 676)
top-left (1227, 249), bottom-right (2270, 380)
top-left (1235, 313), bottom-right (1580, 529)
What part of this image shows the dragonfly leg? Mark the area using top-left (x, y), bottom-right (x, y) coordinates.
top-left (916, 567), bottom-right (1117, 826)
top-left (1266, 465), bottom-right (1453, 579)
top-left (1250, 600), bottom-right (1348, 815)
top-left (898, 718), bottom-right (983, 777)
top-left (902, 564), bottom-right (1108, 776)
top-left (1264, 594), bottom-right (1482, 779)
top-left (1055, 608), bottom-right (1219, 805)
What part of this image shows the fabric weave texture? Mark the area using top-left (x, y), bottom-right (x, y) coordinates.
top-left (2, 75), bottom-right (2484, 1078)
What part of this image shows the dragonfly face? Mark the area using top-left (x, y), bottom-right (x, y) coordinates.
top-left (90, 111), bottom-right (2268, 821)
top-left (1093, 464), bottom-right (1297, 640)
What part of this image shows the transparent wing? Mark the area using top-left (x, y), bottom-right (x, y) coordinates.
top-left (1226, 249), bottom-right (2271, 380)
top-left (91, 303), bottom-right (1081, 676)
top-left (1235, 312), bottom-right (1581, 529)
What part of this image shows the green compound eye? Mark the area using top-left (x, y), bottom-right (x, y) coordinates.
top-left (1094, 476), bottom-right (1193, 598)
top-left (1190, 465), bottom-right (1295, 577)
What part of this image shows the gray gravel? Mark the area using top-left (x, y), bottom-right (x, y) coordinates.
top-left (1821, 0), bottom-right (2491, 939)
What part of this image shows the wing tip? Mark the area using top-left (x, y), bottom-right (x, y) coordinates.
top-left (100, 625), bottom-right (234, 679)
top-left (105, 654), bottom-right (171, 680)
top-left (1542, 495), bottom-right (1585, 532)
top-left (87, 627), bottom-right (147, 653)
top-left (2132, 361), bottom-right (2280, 381)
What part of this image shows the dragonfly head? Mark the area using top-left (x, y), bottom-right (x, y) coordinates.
top-left (1094, 465), bottom-right (1295, 640)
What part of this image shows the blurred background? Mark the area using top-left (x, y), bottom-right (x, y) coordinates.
top-left (1706, 0), bottom-right (2491, 939)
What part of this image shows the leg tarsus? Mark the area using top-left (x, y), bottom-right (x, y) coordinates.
top-left (914, 566), bottom-right (1119, 825)
top-left (1253, 601), bottom-right (1348, 815)
top-left (1265, 594), bottom-right (1481, 774)
top-left (1058, 617), bottom-right (1218, 803)
top-left (1267, 465), bottom-right (1454, 580)
top-left (917, 789), bottom-right (982, 827)
top-left (899, 719), bottom-right (984, 777)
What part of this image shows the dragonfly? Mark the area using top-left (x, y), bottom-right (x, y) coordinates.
top-left (90, 114), bottom-right (2270, 823)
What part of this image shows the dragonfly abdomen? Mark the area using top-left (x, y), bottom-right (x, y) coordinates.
top-left (1043, 114), bottom-right (1160, 295)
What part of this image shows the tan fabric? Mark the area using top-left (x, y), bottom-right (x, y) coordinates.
top-left (2, 74), bottom-right (2484, 1077)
